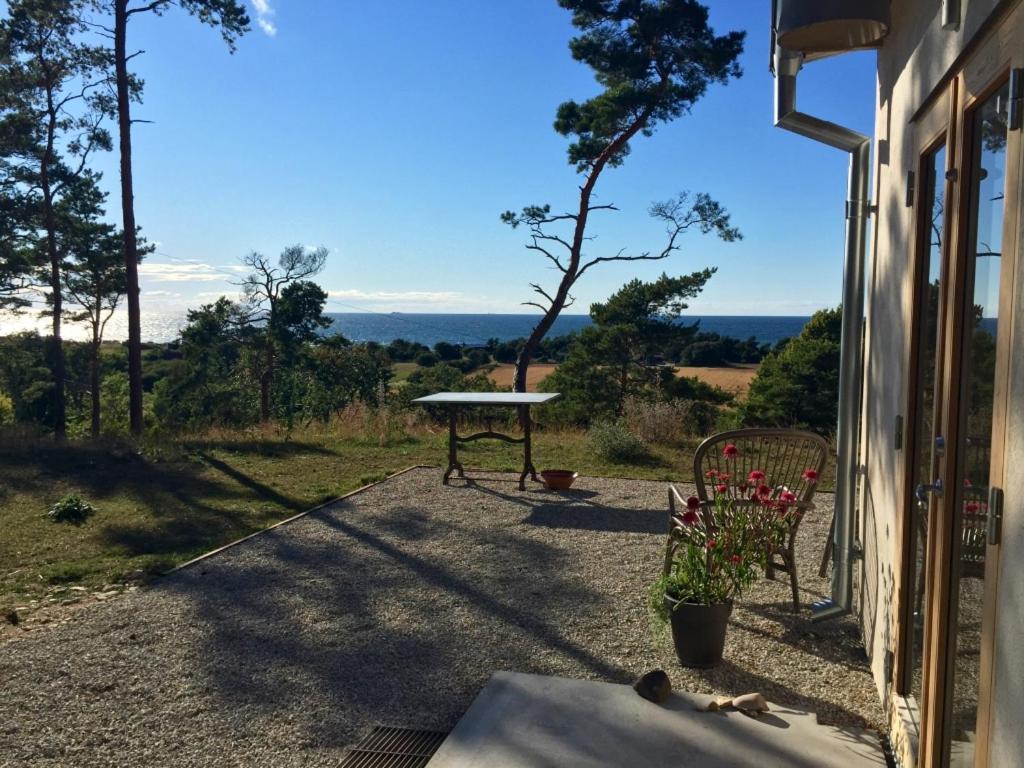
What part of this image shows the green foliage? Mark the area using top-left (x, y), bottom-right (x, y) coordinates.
top-left (415, 351), bottom-right (439, 368)
top-left (48, 494), bottom-right (95, 525)
top-left (554, 0), bottom-right (744, 172)
top-left (679, 333), bottom-right (767, 365)
top-left (433, 341), bottom-right (460, 361)
top-left (289, 339), bottom-right (392, 423)
top-left (587, 420), bottom-right (650, 463)
top-left (461, 348), bottom-right (492, 371)
top-left (152, 298), bottom-right (256, 430)
top-left (0, 392), bottom-right (13, 425)
top-left (543, 272), bottom-right (719, 422)
top-left (741, 307), bottom-right (842, 434)
top-left (99, 372), bottom-right (132, 433)
top-left (386, 338), bottom-right (430, 362)
top-left (397, 364), bottom-right (497, 421)
top-left (650, 494), bottom-right (784, 613)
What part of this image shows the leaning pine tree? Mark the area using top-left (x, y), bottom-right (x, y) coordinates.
top-left (502, 0), bottom-right (745, 393)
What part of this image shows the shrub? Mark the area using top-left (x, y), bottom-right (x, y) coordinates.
top-left (741, 307), bottom-right (841, 434)
top-left (48, 494), bottom-right (96, 525)
top-left (433, 341), bottom-right (461, 361)
top-left (622, 398), bottom-right (720, 444)
top-left (587, 420), bottom-right (651, 463)
top-left (415, 351), bottom-right (439, 368)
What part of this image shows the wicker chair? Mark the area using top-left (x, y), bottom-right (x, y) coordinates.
top-left (668, 428), bottom-right (829, 611)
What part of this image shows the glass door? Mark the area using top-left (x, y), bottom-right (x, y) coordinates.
top-left (903, 138), bottom-right (947, 706)
top-left (906, 27), bottom-right (1020, 766)
top-left (942, 79), bottom-right (1009, 768)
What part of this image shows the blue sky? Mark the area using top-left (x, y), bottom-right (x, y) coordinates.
top-left (72, 1), bottom-right (875, 316)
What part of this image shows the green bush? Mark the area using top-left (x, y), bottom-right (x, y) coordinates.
top-left (48, 494), bottom-right (96, 525)
top-left (587, 420), bottom-right (651, 463)
top-left (741, 307), bottom-right (841, 434)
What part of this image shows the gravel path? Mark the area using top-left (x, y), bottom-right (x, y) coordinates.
top-left (1, 468), bottom-right (883, 767)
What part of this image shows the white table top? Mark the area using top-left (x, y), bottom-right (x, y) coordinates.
top-left (411, 392), bottom-right (560, 406)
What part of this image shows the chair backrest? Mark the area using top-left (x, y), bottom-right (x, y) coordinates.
top-left (693, 428), bottom-right (830, 506)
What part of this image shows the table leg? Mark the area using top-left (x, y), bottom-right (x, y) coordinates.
top-left (443, 406), bottom-right (464, 484)
top-left (518, 405), bottom-right (538, 490)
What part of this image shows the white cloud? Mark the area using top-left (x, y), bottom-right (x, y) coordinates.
top-left (139, 261), bottom-right (234, 283)
top-left (250, 0), bottom-right (277, 36)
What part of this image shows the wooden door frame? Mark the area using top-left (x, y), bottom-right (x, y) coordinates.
top-left (893, 84), bottom-right (955, 703)
top-left (914, 9), bottom-right (1023, 765)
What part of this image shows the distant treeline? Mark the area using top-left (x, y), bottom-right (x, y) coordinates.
top-left (385, 330), bottom-right (772, 370)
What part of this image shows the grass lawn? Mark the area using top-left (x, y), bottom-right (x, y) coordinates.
top-left (0, 424), bottom-right (702, 615)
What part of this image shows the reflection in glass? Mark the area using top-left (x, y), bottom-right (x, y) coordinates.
top-left (947, 81), bottom-right (1008, 768)
top-left (907, 142), bottom-right (945, 703)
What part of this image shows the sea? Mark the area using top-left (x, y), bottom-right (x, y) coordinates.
top-left (0, 310), bottom-right (811, 347)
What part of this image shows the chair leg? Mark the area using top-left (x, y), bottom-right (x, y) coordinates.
top-left (786, 547), bottom-right (799, 611)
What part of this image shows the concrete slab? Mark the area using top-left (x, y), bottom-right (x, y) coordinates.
top-left (427, 672), bottom-right (886, 768)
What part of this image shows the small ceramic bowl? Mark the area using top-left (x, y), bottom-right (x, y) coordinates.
top-left (541, 469), bottom-right (579, 490)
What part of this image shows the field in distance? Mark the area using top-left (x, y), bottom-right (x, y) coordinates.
top-left (485, 363), bottom-right (759, 397)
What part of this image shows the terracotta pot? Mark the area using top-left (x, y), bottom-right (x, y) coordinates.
top-left (540, 470), bottom-right (578, 490)
top-left (664, 596), bottom-right (733, 668)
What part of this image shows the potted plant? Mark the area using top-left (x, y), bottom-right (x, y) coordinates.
top-left (650, 446), bottom-right (801, 668)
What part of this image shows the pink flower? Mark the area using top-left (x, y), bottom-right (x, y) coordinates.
top-left (723, 444), bottom-right (739, 458)
top-left (757, 484), bottom-right (772, 498)
top-left (748, 470), bottom-right (765, 481)
top-left (705, 469), bottom-right (718, 479)
top-left (730, 554), bottom-right (742, 564)
top-left (715, 484), bottom-right (728, 494)
top-left (686, 496), bottom-right (700, 511)
top-left (738, 482), bottom-right (749, 492)
top-left (802, 469), bottom-right (819, 484)
top-left (682, 510), bottom-right (699, 525)
top-left (717, 472), bottom-right (730, 482)
top-left (706, 539), bottom-right (717, 549)
top-left (779, 490), bottom-right (797, 504)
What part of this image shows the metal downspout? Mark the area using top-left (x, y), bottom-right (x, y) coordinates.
top-left (773, 48), bottom-right (869, 621)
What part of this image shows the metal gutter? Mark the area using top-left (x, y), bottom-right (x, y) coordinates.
top-left (773, 46), bottom-right (869, 622)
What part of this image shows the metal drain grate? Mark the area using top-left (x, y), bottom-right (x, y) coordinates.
top-left (340, 726), bottom-right (449, 768)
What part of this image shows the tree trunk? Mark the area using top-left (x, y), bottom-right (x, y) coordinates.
top-left (115, 0), bottom-right (144, 437)
top-left (260, 371), bottom-right (271, 422)
top-left (512, 307), bottom-right (564, 393)
top-left (259, 344), bottom-right (274, 421)
top-left (90, 325), bottom-right (101, 438)
top-left (510, 103), bottom-right (658, 394)
top-left (45, 233), bottom-right (66, 440)
top-left (40, 102), bottom-right (65, 439)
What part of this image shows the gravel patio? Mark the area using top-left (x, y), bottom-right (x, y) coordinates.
top-left (1, 467), bottom-right (883, 767)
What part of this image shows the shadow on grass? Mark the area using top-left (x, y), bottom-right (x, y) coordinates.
top-left (99, 453), bottom-right (309, 557)
top-left (179, 439), bottom-right (339, 458)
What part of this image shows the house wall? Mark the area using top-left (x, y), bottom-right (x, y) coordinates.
top-left (859, 1), bottom-right (1021, 766)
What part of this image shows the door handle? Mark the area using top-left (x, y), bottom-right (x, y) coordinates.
top-left (987, 487), bottom-right (1003, 545)
top-left (915, 479), bottom-right (944, 504)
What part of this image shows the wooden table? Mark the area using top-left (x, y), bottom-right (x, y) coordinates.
top-left (411, 392), bottom-right (560, 490)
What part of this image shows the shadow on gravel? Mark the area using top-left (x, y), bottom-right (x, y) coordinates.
top-left (523, 504), bottom-right (666, 534)
top-left (158, 478), bottom-right (632, 748)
